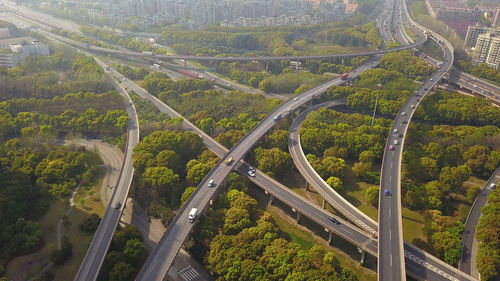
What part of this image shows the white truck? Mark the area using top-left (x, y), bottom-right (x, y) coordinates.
top-left (188, 208), bottom-right (198, 223)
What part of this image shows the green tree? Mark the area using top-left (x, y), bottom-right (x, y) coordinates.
top-left (186, 162), bottom-right (212, 185)
top-left (155, 150), bottom-right (182, 174)
top-left (464, 145), bottom-right (490, 177)
top-left (466, 186), bottom-right (481, 204)
top-left (326, 176), bottom-right (344, 193)
top-left (254, 147), bottom-right (292, 177)
top-left (109, 262), bottom-right (135, 281)
top-left (143, 166), bottom-right (180, 195)
top-left (123, 239), bottom-right (145, 265)
top-left (224, 207), bottom-right (253, 235)
top-left (181, 187), bottom-right (196, 205)
top-left (365, 186), bottom-right (379, 206)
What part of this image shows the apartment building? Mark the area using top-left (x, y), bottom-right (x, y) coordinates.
top-left (465, 24), bottom-right (500, 49)
top-left (472, 33), bottom-right (500, 68)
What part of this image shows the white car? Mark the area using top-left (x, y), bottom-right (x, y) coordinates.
top-left (248, 171), bottom-right (255, 177)
top-left (394, 139), bottom-right (399, 145)
top-left (490, 183), bottom-right (496, 189)
top-left (208, 179), bottom-right (215, 187)
top-left (294, 97), bottom-right (299, 101)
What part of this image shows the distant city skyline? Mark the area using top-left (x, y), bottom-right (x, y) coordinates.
top-left (37, 0), bottom-right (355, 28)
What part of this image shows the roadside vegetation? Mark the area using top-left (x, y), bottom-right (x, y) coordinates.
top-left (476, 188), bottom-right (500, 280)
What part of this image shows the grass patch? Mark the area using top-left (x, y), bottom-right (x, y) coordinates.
top-left (344, 174), bottom-right (426, 242)
top-left (74, 176), bottom-right (107, 217)
top-left (51, 207), bottom-right (94, 280)
top-left (402, 207), bottom-right (426, 242)
top-left (345, 181), bottom-right (379, 221)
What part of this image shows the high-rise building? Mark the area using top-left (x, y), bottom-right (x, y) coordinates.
top-left (465, 24), bottom-right (499, 49)
top-left (472, 33), bottom-right (500, 69)
top-left (493, 7), bottom-right (500, 26)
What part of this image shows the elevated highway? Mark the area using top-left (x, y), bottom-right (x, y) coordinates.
top-left (73, 59), bottom-right (140, 281)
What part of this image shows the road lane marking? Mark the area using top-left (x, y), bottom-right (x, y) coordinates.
top-left (390, 229), bottom-right (392, 240)
top-left (390, 254), bottom-right (393, 266)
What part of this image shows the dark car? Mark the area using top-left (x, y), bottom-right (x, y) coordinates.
top-left (330, 217), bottom-right (340, 225)
top-left (384, 189), bottom-right (390, 196)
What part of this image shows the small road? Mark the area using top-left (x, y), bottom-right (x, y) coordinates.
top-left (460, 168), bottom-right (500, 278)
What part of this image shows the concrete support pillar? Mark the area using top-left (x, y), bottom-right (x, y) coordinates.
top-left (328, 231), bottom-right (333, 244)
top-left (269, 195), bottom-right (274, 206)
top-left (305, 181), bottom-right (309, 191)
top-left (322, 198), bottom-right (326, 209)
top-left (184, 60), bottom-right (187, 69)
top-left (296, 212), bottom-right (301, 224)
top-left (265, 61), bottom-right (269, 72)
top-left (296, 62), bottom-right (299, 71)
top-left (360, 250), bottom-right (366, 265)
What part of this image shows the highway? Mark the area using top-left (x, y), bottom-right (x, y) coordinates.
top-left (459, 168), bottom-right (500, 276)
top-left (73, 59), bottom-right (140, 281)
top-left (378, 0), bottom-right (457, 279)
top-left (288, 101), bottom-right (378, 236)
top-left (0, 1), bottom-right (494, 278)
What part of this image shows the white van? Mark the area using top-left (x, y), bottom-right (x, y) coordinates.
top-left (188, 208), bottom-right (198, 223)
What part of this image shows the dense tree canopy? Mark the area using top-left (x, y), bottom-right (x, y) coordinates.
top-left (190, 182), bottom-right (360, 281)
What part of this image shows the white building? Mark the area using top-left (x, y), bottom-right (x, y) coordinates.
top-left (0, 37), bottom-right (49, 68)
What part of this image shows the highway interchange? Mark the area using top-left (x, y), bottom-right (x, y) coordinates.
top-left (0, 1), bottom-right (498, 281)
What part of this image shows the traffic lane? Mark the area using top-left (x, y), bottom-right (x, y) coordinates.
top-left (405, 245), bottom-right (476, 281)
top-left (379, 151), bottom-right (402, 281)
